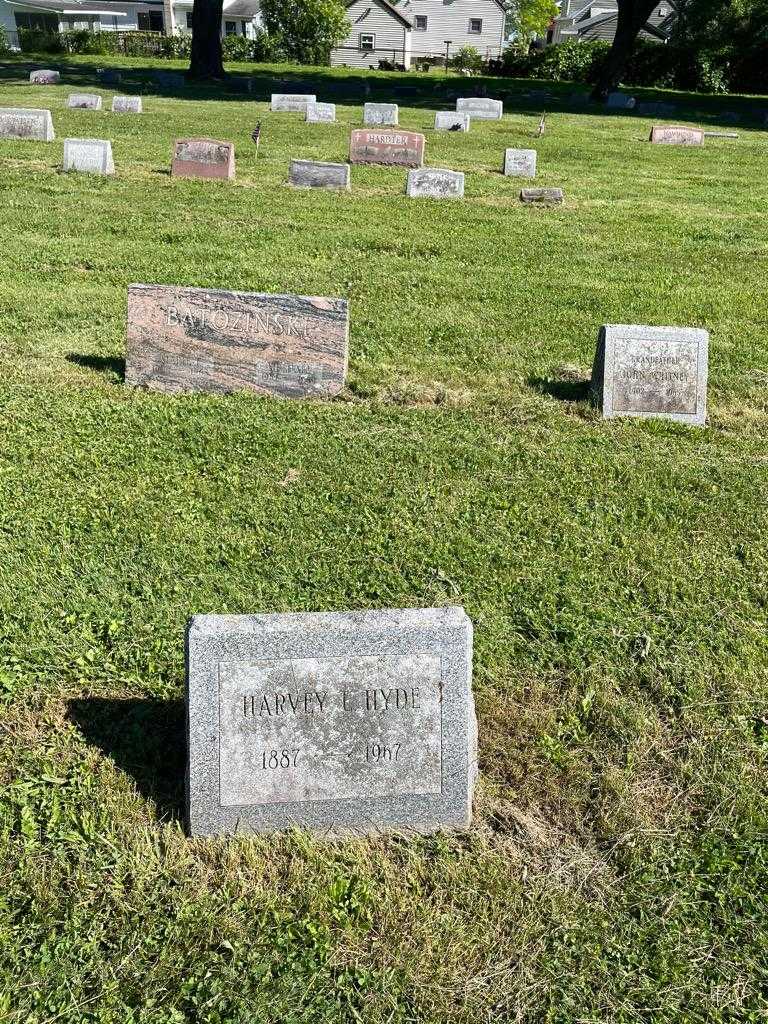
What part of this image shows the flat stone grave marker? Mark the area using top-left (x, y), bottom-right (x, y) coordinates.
top-left (0, 107), bottom-right (54, 141)
top-left (112, 96), bottom-right (142, 114)
top-left (349, 128), bottom-right (424, 168)
top-left (97, 68), bottom-right (122, 85)
top-left (67, 93), bottom-right (102, 110)
top-left (607, 92), bottom-right (636, 109)
top-left (456, 97), bottom-right (503, 120)
top-left (126, 284), bottom-right (349, 398)
top-left (434, 111), bottom-right (470, 132)
top-left (364, 102), bottom-right (398, 126)
top-left (30, 69), bottom-right (59, 84)
top-left (171, 138), bottom-right (234, 180)
top-left (649, 125), bottom-right (704, 146)
top-left (63, 137), bottom-right (114, 174)
top-left (306, 101), bottom-right (336, 123)
top-left (520, 187), bottom-right (563, 204)
top-left (186, 605), bottom-right (477, 837)
top-left (289, 158), bottom-right (350, 190)
top-left (406, 167), bottom-right (464, 199)
top-left (271, 93), bottom-right (316, 112)
top-left (503, 148), bottom-right (536, 178)
top-left (591, 324), bottom-right (708, 425)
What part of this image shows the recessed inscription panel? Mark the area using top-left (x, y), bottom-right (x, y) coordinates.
top-left (612, 337), bottom-right (698, 415)
top-left (349, 129), bottom-right (425, 168)
top-left (218, 654), bottom-right (442, 805)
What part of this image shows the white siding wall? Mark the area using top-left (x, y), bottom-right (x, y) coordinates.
top-left (331, 0), bottom-right (410, 69)
top-left (399, 0), bottom-right (505, 57)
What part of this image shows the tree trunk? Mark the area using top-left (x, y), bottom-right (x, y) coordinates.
top-left (591, 0), bottom-right (659, 101)
top-left (189, 0), bottom-right (225, 80)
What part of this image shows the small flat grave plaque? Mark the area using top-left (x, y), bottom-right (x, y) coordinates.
top-left (67, 93), bottom-right (102, 110)
top-left (607, 92), bottom-right (636, 109)
top-left (271, 93), bottom-right (316, 112)
top-left (435, 111), bottom-right (470, 132)
top-left (126, 284), bottom-right (349, 398)
top-left (63, 137), bottom-right (114, 174)
top-left (0, 107), bottom-right (54, 141)
top-left (306, 101), bottom-right (336, 123)
top-left (289, 158), bottom-right (350, 190)
top-left (503, 148), bottom-right (536, 178)
top-left (349, 128), bottom-right (424, 168)
top-left (364, 102), bottom-right (398, 126)
top-left (171, 138), bottom-right (234, 180)
top-left (520, 187), bottom-right (563, 204)
top-left (456, 97), bottom-right (502, 120)
top-left (30, 69), bottom-right (59, 84)
top-left (406, 167), bottom-right (464, 199)
top-left (591, 324), bottom-right (708, 425)
top-left (112, 96), bottom-right (142, 114)
top-left (649, 125), bottom-right (704, 146)
top-left (186, 606), bottom-right (477, 836)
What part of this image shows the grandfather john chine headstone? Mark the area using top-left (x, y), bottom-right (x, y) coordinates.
top-left (434, 111), bottom-right (470, 132)
top-left (67, 93), bottom-right (102, 110)
top-left (520, 187), bottom-right (563, 204)
top-left (306, 101), bottom-right (336, 123)
top-left (112, 96), bottom-right (142, 114)
top-left (63, 138), bottom-right (114, 175)
top-left (503, 148), bottom-right (536, 178)
top-left (289, 158), bottom-right (350, 190)
top-left (186, 605), bottom-right (477, 837)
top-left (171, 138), bottom-right (234, 180)
top-left (649, 125), bottom-right (704, 146)
top-left (271, 93), bottom-right (316, 112)
top-left (30, 69), bottom-right (59, 84)
top-left (406, 167), bottom-right (464, 199)
top-left (349, 128), bottom-right (424, 168)
top-left (456, 97), bottom-right (502, 120)
top-left (364, 102), bottom-right (398, 126)
top-left (0, 107), bottom-right (54, 141)
top-left (126, 285), bottom-right (349, 398)
top-left (591, 324), bottom-right (709, 425)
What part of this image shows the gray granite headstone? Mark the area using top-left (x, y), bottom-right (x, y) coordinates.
top-left (520, 187), bottom-right (563, 204)
top-left (456, 97), bottom-right (502, 120)
top-left (306, 101), bottom-right (336, 123)
top-left (406, 167), bottom-right (464, 199)
top-left (434, 111), bottom-right (470, 132)
top-left (591, 324), bottom-right (708, 425)
top-left (112, 96), bottom-right (142, 114)
top-left (271, 93), bottom-right (316, 112)
top-left (63, 138), bottom-right (114, 174)
top-left (0, 107), bottom-right (54, 141)
top-left (67, 93), bottom-right (102, 110)
top-left (364, 102), bottom-right (398, 126)
top-left (186, 606), bottom-right (477, 837)
top-left (607, 92), bottom-right (636, 109)
top-left (289, 158), bottom-right (350, 190)
top-left (30, 69), bottom-right (59, 84)
top-left (503, 148), bottom-right (536, 178)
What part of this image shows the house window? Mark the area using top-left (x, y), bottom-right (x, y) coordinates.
top-left (415, 15), bottom-right (427, 30)
top-left (15, 10), bottom-right (59, 31)
top-left (137, 10), bottom-right (164, 31)
top-left (241, 20), bottom-right (248, 34)
top-left (468, 17), bottom-right (483, 33)
top-left (186, 12), bottom-right (194, 28)
top-left (359, 32), bottom-right (375, 50)
top-left (225, 20), bottom-right (236, 34)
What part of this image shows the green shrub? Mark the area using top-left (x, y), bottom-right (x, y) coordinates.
top-left (0, 25), bottom-right (9, 54)
top-left (61, 29), bottom-right (118, 54)
top-left (450, 45), bottom-right (483, 74)
top-left (537, 39), bottom-right (610, 82)
top-left (18, 27), bottom-right (64, 53)
top-left (222, 33), bottom-right (251, 61)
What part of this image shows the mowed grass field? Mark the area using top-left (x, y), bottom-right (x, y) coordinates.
top-left (0, 54), bottom-right (767, 1023)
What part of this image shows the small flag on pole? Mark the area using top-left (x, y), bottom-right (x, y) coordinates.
top-left (537, 112), bottom-right (546, 137)
top-left (251, 121), bottom-right (261, 156)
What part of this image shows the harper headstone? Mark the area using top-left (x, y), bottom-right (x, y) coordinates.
top-left (434, 111), bottom-right (470, 132)
top-left (406, 167), bottom-right (464, 199)
top-left (186, 605), bottom-right (477, 837)
top-left (289, 158), bottom-right (350, 190)
top-left (363, 102), bottom-right (398, 126)
top-left (591, 324), bottom-right (708, 425)
top-left (30, 69), bottom-right (59, 84)
top-left (271, 93), bottom-right (316, 112)
top-left (306, 101), bottom-right (336, 123)
top-left (456, 97), bottom-right (503, 120)
top-left (520, 187), bottom-right (563, 204)
top-left (112, 96), bottom-right (142, 114)
top-left (649, 125), bottom-right (704, 146)
top-left (349, 128), bottom-right (424, 168)
top-left (171, 138), bottom-right (234, 180)
top-left (67, 93), bottom-right (102, 110)
top-left (503, 148), bottom-right (536, 178)
top-left (126, 285), bottom-right (349, 398)
top-left (607, 92), bottom-right (636, 109)
top-left (0, 107), bottom-right (54, 141)
top-left (63, 137), bottom-right (114, 174)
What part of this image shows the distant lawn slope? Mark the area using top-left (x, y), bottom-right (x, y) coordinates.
top-left (0, 57), bottom-right (766, 1024)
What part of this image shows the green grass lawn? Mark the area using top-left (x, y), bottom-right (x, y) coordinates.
top-left (0, 54), bottom-right (767, 1023)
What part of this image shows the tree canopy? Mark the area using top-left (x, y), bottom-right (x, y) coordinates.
top-left (261, 0), bottom-right (350, 65)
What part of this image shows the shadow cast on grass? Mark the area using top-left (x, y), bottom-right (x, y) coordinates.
top-left (67, 696), bottom-right (186, 822)
top-left (67, 353), bottom-right (125, 380)
top-left (529, 375), bottom-right (593, 403)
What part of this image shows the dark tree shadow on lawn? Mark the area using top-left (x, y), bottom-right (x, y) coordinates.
top-left (529, 375), bottom-right (592, 403)
top-left (67, 352), bottom-right (125, 380)
top-left (67, 696), bottom-right (186, 822)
